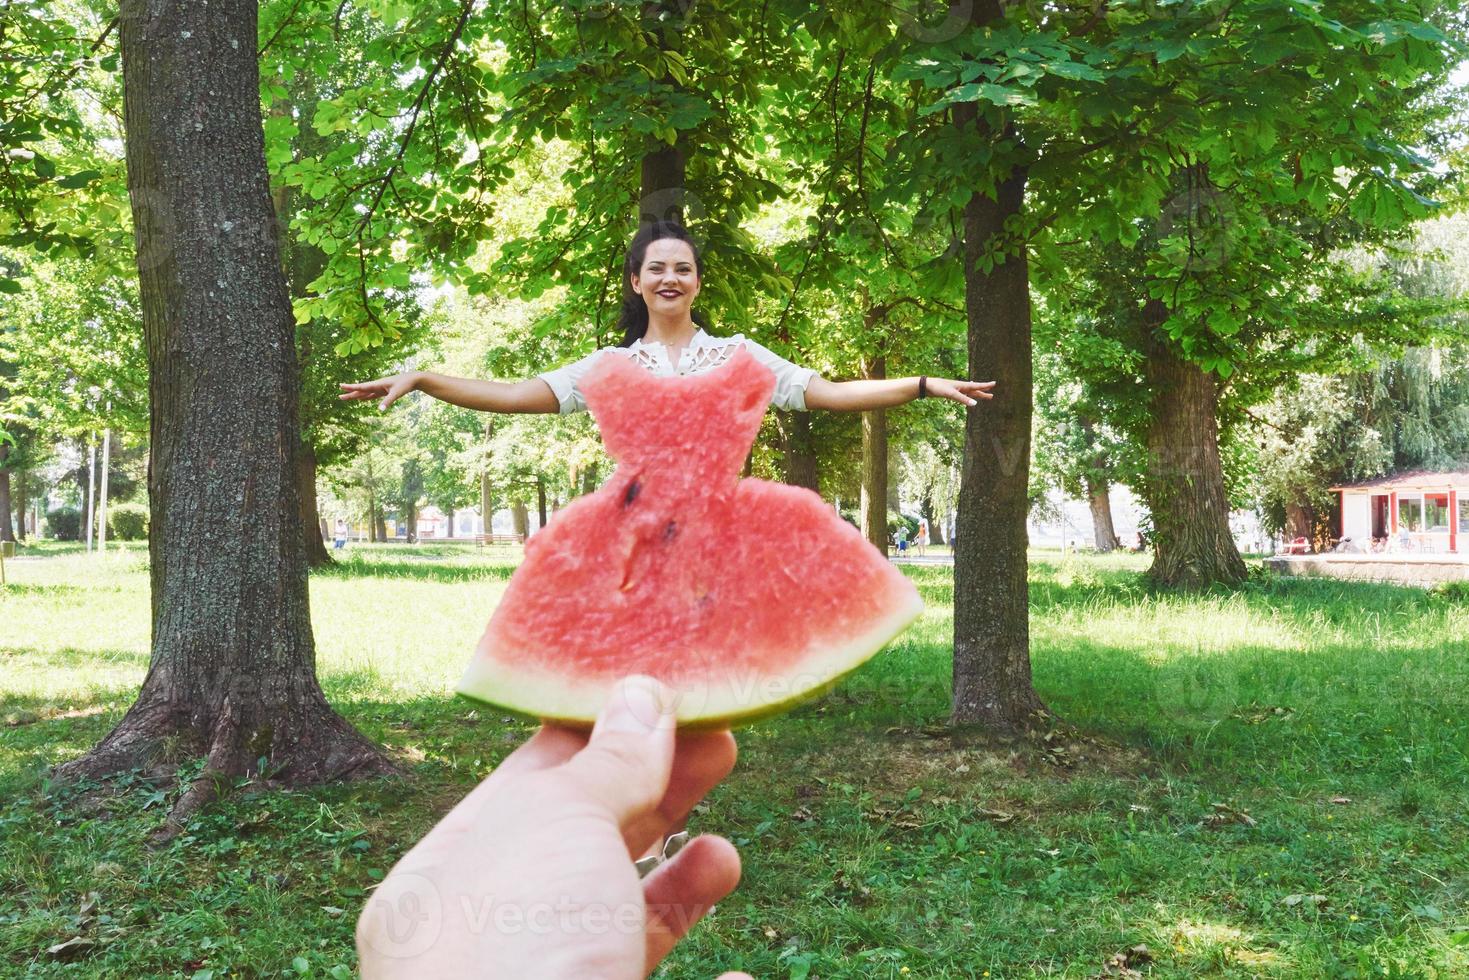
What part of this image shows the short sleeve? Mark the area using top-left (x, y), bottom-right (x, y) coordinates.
top-left (537, 348), bottom-right (619, 415)
top-left (735, 336), bottom-right (818, 411)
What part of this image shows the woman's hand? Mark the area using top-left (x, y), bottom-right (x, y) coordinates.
top-left (925, 377), bottom-right (996, 407)
top-left (357, 676), bottom-right (749, 980)
top-left (339, 372), bottom-right (420, 411)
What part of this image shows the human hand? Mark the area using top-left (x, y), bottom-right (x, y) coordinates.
top-left (356, 676), bottom-right (751, 980)
top-left (339, 371), bottom-right (420, 411)
top-left (926, 377), bottom-right (996, 407)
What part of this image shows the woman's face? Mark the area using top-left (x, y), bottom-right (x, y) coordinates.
top-left (630, 238), bottom-right (700, 316)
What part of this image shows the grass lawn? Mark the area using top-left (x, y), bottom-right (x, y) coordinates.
top-left (2, 540), bottom-right (1467, 978)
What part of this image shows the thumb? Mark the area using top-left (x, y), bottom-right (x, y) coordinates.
top-left (557, 675), bottom-right (677, 830)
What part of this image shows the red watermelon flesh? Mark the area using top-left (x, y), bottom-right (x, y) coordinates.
top-left (457, 346), bottom-right (924, 728)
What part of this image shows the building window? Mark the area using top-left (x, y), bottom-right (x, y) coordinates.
top-left (1424, 494), bottom-right (1450, 532)
top-left (1398, 496), bottom-right (1424, 532)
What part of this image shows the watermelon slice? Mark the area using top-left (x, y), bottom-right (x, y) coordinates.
top-left (457, 347), bottom-right (924, 728)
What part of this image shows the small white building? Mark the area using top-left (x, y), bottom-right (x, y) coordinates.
top-left (1333, 470), bottom-right (1469, 554)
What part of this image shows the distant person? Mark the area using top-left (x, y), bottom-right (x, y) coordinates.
top-left (333, 519), bottom-right (348, 551)
top-left (915, 519), bottom-right (929, 556)
top-left (894, 524), bottom-right (909, 555)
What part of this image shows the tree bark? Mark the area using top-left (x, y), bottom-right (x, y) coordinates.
top-left (535, 476), bottom-right (548, 530)
top-left (1086, 477), bottom-right (1121, 552)
top-left (951, 16), bottom-right (1048, 730)
top-left (55, 1), bottom-right (394, 827)
top-left (1139, 307), bottom-right (1248, 588)
top-left (0, 443), bottom-right (13, 543)
top-left (445, 507), bottom-right (455, 538)
top-left (13, 459), bottom-right (27, 541)
top-left (1283, 501), bottom-right (1313, 542)
top-left (512, 500), bottom-right (529, 538)
top-left (297, 441), bottom-right (331, 566)
top-left (860, 354), bottom-right (888, 554)
top-left (481, 475), bottom-right (494, 536)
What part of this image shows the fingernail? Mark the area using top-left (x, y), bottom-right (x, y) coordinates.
top-left (603, 675), bottom-right (674, 734)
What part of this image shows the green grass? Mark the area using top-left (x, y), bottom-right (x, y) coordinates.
top-left (2, 543), bottom-right (1467, 978)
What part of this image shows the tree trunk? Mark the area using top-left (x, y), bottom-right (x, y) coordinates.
top-left (54, 0), bottom-right (393, 831)
top-left (0, 443), bottom-right (13, 543)
top-left (1284, 501), bottom-right (1313, 542)
top-left (951, 21), bottom-right (1048, 730)
top-left (921, 494), bottom-right (940, 545)
top-left (860, 355), bottom-right (888, 554)
top-left (445, 507), bottom-right (455, 538)
top-left (1140, 309), bottom-right (1248, 588)
top-left (13, 460), bottom-right (27, 541)
top-left (535, 477), bottom-right (548, 530)
top-left (374, 506), bottom-right (387, 543)
top-left (1086, 477), bottom-right (1121, 552)
top-left (512, 500), bottom-right (529, 539)
top-left (481, 473), bottom-right (494, 536)
top-left (781, 410), bottom-right (819, 491)
top-left (298, 441), bottom-right (331, 567)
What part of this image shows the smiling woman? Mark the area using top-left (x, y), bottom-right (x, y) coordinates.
top-left (338, 220), bottom-right (995, 417)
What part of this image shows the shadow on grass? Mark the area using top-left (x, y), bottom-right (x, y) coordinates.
top-left (314, 557), bottom-right (517, 583)
top-left (0, 582), bottom-right (89, 598)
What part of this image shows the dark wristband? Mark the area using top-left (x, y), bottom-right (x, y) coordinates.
top-left (918, 376), bottom-right (928, 399)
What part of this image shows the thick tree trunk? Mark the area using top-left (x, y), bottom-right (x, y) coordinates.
top-left (536, 477), bottom-right (548, 530)
top-left (0, 443), bottom-right (13, 543)
top-left (780, 411), bottom-right (819, 491)
top-left (1140, 309), bottom-right (1248, 588)
top-left (512, 500), bottom-right (529, 538)
top-left (1284, 501), bottom-right (1313, 542)
top-left (298, 442), bottom-right (331, 567)
top-left (860, 355), bottom-right (888, 554)
top-left (374, 506), bottom-right (387, 543)
top-left (55, 1), bottom-right (395, 826)
top-left (445, 508), bottom-right (455, 538)
top-left (951, 29), bottom-right (1048, 730)
top-left (1086, 478), bottom-right (1121, 552)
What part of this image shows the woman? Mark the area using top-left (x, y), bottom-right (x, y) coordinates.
top-left (339, 220), bottom-right (994, 868)
top-left (340, 221), bottom-right (995, 417)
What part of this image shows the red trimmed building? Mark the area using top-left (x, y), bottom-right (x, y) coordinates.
top-left (1332, 470), bottom-right (1469, 554)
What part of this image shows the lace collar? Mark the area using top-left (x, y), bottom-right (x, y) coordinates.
top-left (626, 328), bottom-right (738, 376)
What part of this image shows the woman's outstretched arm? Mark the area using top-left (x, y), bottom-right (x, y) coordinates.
top-left (339, 371), bottom-right (560, 414)
top-left (802, 375), bottom-right (995, 412)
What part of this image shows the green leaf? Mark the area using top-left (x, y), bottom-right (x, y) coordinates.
top-left (0, 278), bottom-right (22, 295)
top-left (55, 170), bottom-right (103, 190)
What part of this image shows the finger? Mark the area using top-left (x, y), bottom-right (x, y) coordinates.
top-left (642, 835), bottom-right (742, 972)
top-left (556, 675), bottom-right (677, 830)
top-left (948, 390), bottom-right (979, 407)
top-left (622, 729), bottom-right (737, 859)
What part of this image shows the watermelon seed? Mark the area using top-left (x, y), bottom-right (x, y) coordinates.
top-left (663, 520), bottom-right (678, 540)
top-left (623, 480), bottom-right (641, 507)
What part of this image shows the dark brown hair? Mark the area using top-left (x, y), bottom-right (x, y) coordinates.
top-left (616, 221), bottom-right (711, 347)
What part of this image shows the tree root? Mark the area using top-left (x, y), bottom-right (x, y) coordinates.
top-left (50, 696), bottom-right (400, 842)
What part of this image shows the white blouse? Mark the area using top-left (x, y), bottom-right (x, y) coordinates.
top-left (537, 328), bottom-right (819, 415)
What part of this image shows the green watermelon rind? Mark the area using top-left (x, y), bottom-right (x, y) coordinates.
top-left (455, 588), bottom-right (924, 731)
